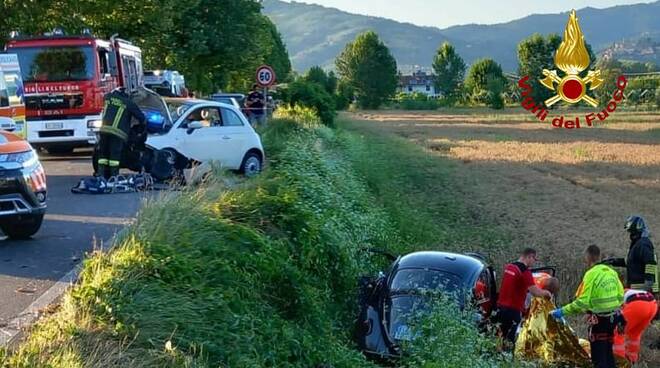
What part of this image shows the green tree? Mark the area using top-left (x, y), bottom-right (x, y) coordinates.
top-left (335, 31), bottom-right (397, 109)
top-left (595, 58), bottom-right (623, 105)
top-left (517, 33), bottom-right (598, 106)
top-left (517, 33), bottom-right (561, 104)
top-left (279, 79), bottom-right (335, 125)
top-left (432, 42), bottom-right (465, 102)
top-left (0, 0), bottom-right (292, 94)
top-left (465, 58), bottom-right (506, 109)
top-left (334, 79), bottom-right (354, 110)
top-left (326, 71), bottom-right (338, 95)
top-left (261, 18), bottom-right (292, 84)
top-left (303, 66), bottom-right (338, 95)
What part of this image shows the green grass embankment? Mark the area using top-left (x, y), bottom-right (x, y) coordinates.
top-left (1, 112), bottom-right (516, 368)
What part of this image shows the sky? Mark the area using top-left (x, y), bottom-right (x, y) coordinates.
top-left (284, 0), bottom-right (657, 29)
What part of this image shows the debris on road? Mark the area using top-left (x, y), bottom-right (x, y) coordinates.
top-left (15, 287), bottom-right (37, 295)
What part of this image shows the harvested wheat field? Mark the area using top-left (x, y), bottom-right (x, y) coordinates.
top-left (345, 109), bottom-right (660, 365)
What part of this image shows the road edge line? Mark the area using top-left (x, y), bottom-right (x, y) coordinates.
top-left (0, 264), bottom-right (82, 348)
top-left (0, 218), bottom-right (133, 350)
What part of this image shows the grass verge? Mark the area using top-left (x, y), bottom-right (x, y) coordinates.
top-left (1, 112), bottom-right (516, 367)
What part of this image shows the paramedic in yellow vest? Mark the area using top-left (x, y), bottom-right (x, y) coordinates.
top-left (97, 87), bottom-right (145, 179)
top-left (550, 245), bottom-right (624, 368)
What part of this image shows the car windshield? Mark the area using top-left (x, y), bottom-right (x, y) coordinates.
top-left (14, 46), bottom-right (95, 82)
top-left (390, 268), bottom-right (463, 294)
top-left (387, 270), bottom-right (465, 342)
top-left (166, 100), bottom-right (193, 122)
top-left (387, 295), bottom-right (428, 342)
top-left (213, 97), bottom-right (233, 106)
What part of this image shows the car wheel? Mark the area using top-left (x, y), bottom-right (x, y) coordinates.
top-left (1, 214), bottom-right (44, 240)
top-left (46, 146), bottom-right (74, 155)
top-left (163, 149), bottom-right (187, 182)
top-left (240, 152), bottom-right (262, 177)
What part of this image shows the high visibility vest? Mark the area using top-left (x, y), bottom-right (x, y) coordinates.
top-left (563, 264), bottom-right (624, 316)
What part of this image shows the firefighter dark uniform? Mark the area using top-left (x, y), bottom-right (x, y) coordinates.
top-left (605, 216), bottom-right (658, 294)
top-left (97, 88), bottom-right (145, 179)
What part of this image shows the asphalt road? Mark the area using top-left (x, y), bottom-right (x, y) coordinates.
top-left (0, 149), bottom-right (147, 326)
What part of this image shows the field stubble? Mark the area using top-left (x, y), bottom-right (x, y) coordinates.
top-left (344, 109), bottom-right (660, 366)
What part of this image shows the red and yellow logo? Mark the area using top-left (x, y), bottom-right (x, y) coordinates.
top-left (518, 10), bottom-right (627, 129)
top-left (539, 10), bottom-right (603, 107)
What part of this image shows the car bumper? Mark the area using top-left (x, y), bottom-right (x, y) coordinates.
top-left (0, 193), bottom-right (46, 217)
top-left (0, 167), bottom-right (47, 218)
top-left (26, 117), bottom-right (100, 146)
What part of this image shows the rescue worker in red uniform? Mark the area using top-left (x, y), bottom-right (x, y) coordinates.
top-left (495, 248), bottom-right (552, 345)
top-left (97, 87), bottom-right (146, 179)
top-left (612, 289), bottom-right (658, 363)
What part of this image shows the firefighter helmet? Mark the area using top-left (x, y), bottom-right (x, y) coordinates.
top-left (624, 215), bottom-right (648, 237)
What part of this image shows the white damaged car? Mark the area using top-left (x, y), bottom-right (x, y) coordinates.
top-left (93, 88), bottom-right (265, 180)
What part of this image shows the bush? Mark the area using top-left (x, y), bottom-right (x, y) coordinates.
top-left (334, 80), bottom-right (354, 111)
top-left (466, 59), bottom-right (506, 109)
top-left (400, 299), bottom-right (513, 368)
top-left (273, 104), bottom-right (322, 127)
top-left (279, 79), bottom-right (336, 125)
top-left (395, 92), bottom-right (440, 110)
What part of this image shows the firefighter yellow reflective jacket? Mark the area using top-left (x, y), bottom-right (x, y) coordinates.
top-left (563, 264), bottom-right (623, 316)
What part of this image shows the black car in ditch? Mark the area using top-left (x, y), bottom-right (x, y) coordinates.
top-left (355, 251), bottom-right (498, 360)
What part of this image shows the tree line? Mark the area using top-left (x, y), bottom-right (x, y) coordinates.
top-left (0, 0), bottom-right (292, 94)
top-left (285, 30), bottom-right (659, 122)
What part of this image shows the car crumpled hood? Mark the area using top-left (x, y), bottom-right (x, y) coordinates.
top-left (131, 87), bottom-right (173, 128)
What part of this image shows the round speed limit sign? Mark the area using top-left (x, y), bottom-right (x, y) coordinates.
top-left (255, 65), bottom-right (276, 87)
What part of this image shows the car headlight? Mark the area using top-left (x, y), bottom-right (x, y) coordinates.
top-left (87, 120), bottom-right (103, 128)
top-left (0, 149), bottom-right (39, 168)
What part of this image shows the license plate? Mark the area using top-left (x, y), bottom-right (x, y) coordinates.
top-left (45, 122), bottom-right (63, 130)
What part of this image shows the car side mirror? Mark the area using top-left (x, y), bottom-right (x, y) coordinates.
top-left (186, 121), bottom-right (203, 134)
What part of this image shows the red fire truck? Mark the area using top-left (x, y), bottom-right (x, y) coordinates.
top-left (3, 29), bottom-right (143, 154)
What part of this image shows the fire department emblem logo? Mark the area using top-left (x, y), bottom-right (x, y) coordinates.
top-left (540, 10), bottom-right (604, 107)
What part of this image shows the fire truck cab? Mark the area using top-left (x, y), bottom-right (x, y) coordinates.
top-left (3, 29), bottom-right (143, 154)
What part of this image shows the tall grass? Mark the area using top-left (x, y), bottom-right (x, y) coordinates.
top-left (335, 117), bottom-right (512, 265)
top-left (2, 113), bottom-right (517, 367)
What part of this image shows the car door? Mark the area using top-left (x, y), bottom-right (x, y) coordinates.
top-left (175, 105), bottom-right (243, 167)
top-left (217, 106), bottom-right (250, 168)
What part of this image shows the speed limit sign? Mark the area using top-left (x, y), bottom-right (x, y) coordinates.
top-left (255, 65), bottom-right (276, 87)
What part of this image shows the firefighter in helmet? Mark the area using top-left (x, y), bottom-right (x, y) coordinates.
top-left (97, 87), bottom-right (146, 179)
top-left (603, 215), bottom-right (658, 294)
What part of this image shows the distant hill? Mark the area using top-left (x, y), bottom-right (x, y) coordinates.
top-left (263, 0), bottom-right (660, 72)
top-left (600, 33), bottom-right (660, 62)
